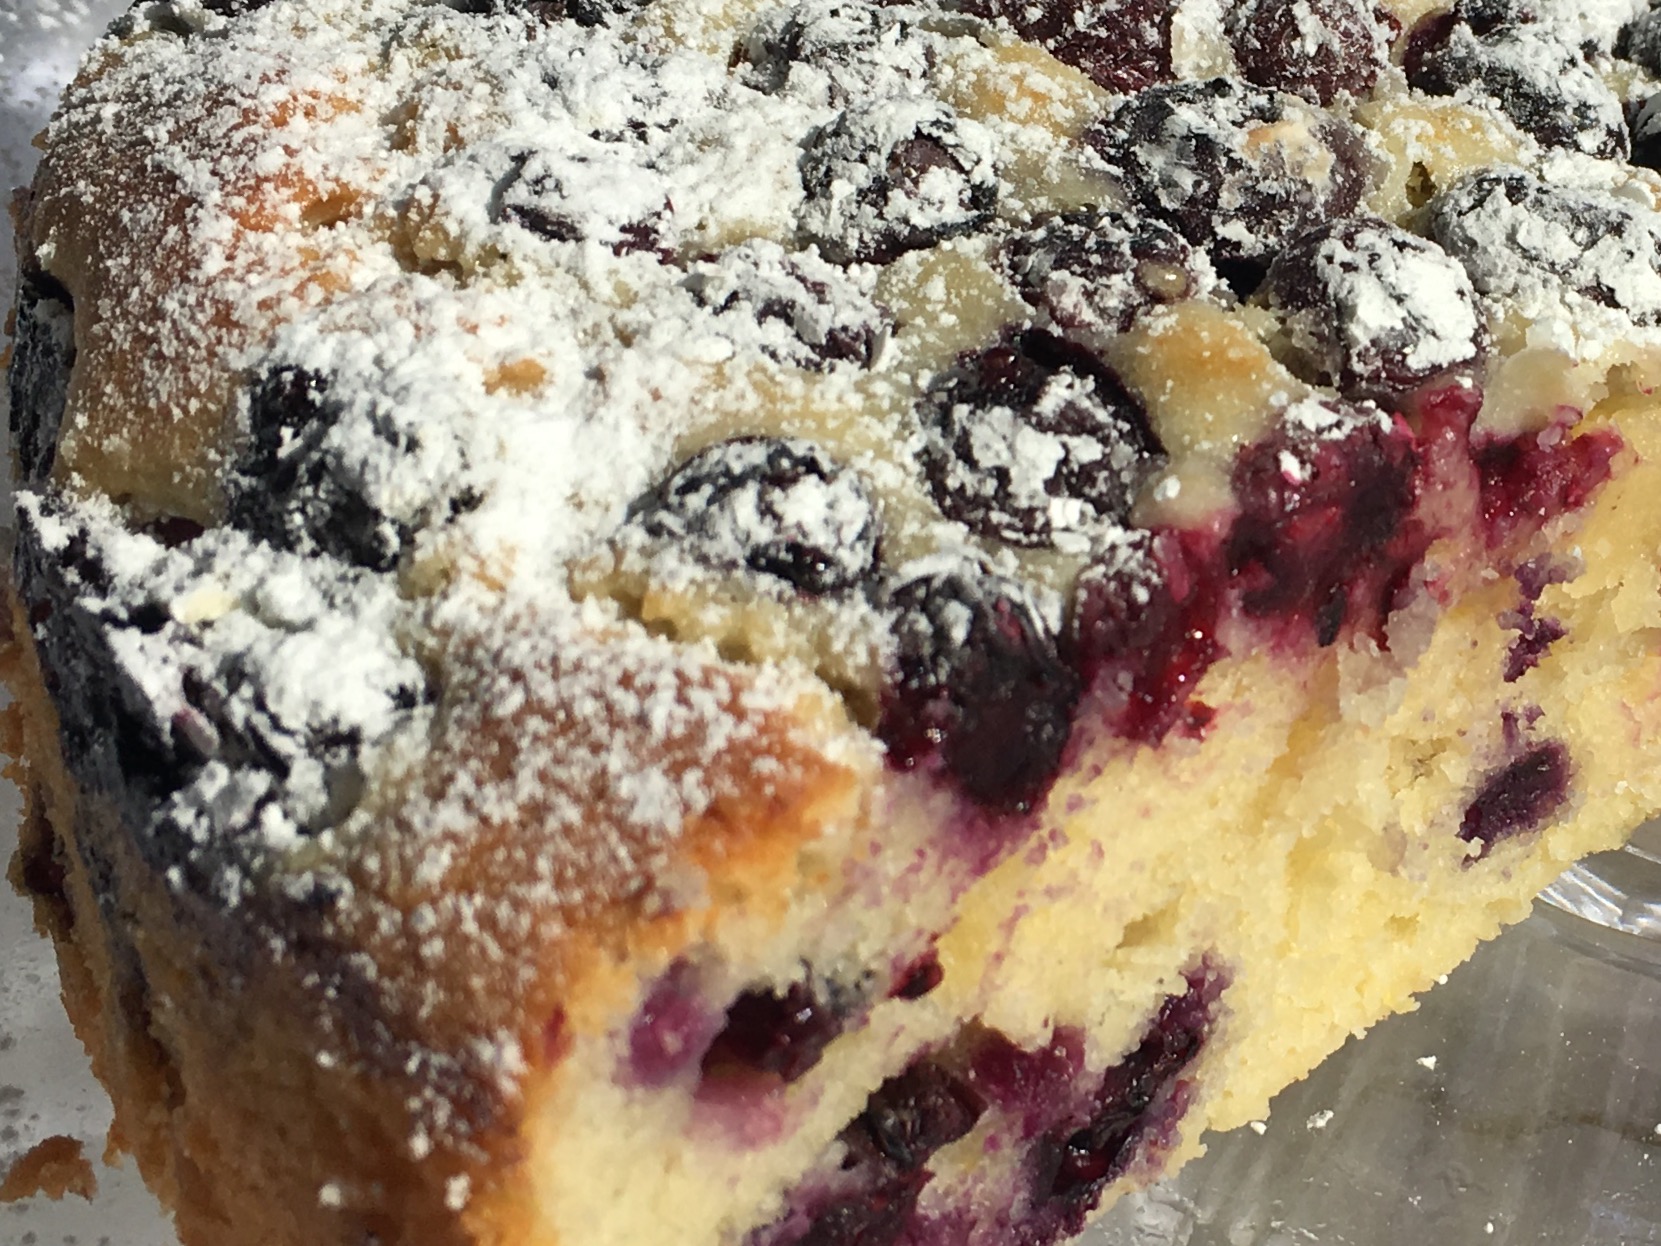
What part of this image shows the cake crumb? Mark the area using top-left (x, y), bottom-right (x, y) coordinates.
top-left (1417, 1055), bottom-right (1438, 1070)
top-left (1306, 1109), bottom-right (1334, 1130)
top-left (0, 1134), bottom-right (97, 1203)
top-left (1248, 1119), bottom-right (1268, 1135)
top-left (318, 1181), bottom-right (345, 1209)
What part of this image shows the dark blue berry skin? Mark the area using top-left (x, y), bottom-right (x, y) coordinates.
top-left (497, 152), bottom-right (668, 256)
top-left (1227, 0), bottom-right (1395, 105)
top-left (756, 1054), bottom-right (985, 1246)
top-left (1405, 4), bottom-right (1628, 158)
top-left (13, 500), bottom-right (193, 813)
top-left (685, 245), bottom-right (887, 371)
top-left (13, 495), bottom-right (432, 889)
top-left (1228, 400), bottom-right (1420, 645)
top-left (701, 976), bottom-right (866, 1084)
top-left (1459, 741), bottom-right (1570, 859)
top-left (920, 330), bottom-right (1164, 548)
top-left (10, 500), bottom-right (174, 1021)
top-left (1425, 167), bottom-right (1661, 323)
top-left (798, 100), bottom-right (997, 266)
top-left (118, 0), bottom-right (279, 34)
top-left (960, 0), bottom-right (1177, 93)
top-left (852, 1061), bottom-right (986, 1171)
top-left (1003, 208), bottom-right (1210, 336)
top-left (1019, 969), bottom-right (1220, 1238)
top-left (228, 368), bottom-right (407, 572)
top-left (634, 437), bottom-right (880, 596)
top-left (8, 273), bottom-right (76, 486)
top-left (1632, 94), bottom-right (1661, 171)
top-left (880, 566), bottom-right (1080, 813)
top-left (1620, 4), bottom-right (1661, 74)
top-left (449, 0), bottom-right (644, 23)
top-left (742, 2), bottom-right (934, 103)
top-left (1255, 218), bottom-right (1483, 402)
top-left (1084, 78), bottom-right (1373, 273)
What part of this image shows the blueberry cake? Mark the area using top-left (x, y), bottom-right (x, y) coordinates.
top-left (12, 0), bottom-right (1661, 1242)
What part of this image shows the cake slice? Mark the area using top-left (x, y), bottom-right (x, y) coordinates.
top-left (10, 0), bottom-right (1661, 1244)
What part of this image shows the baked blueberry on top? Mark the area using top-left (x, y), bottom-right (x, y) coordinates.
top-left (1255, 218), bottom-right (1484, 401)
top-left (919, 331), bottom-right (1163, 550)
top-left (629, 437), bottom-right (881, 595)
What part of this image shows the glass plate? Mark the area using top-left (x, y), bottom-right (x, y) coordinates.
top-left (1541, 821), bottom-right (1661, 944)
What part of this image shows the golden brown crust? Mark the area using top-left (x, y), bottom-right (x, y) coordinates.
top-left (6, 575), bottom-right (472, 1244)
top-left (2, 565), bottom-right (872, 1246)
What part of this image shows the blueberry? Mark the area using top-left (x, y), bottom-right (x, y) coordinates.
top-left (879, 564), bottom-right (1080, 812)
top-left (452, 0), bottom-right (646, 23)
top-left (632, 437), bottom-right (880, 595)
top-left (1474, 418), bottom-right (1622, 548)
top-left (701, 976), bottom-right (864, 1083)
top-left (743, 1), bottom-right (935, 103)
top-left (13, 504), bottom-right (192, 806)
top-left (1632, 94), bottom-right (1661, 171)
top-left (229, 368), bottom-right (476, 572)
top-left (1459, 741), bottom-right (1570, 859)
top-left (497, 150), bottom-right (669, 256)
top-left (7, 272), bottom-right (76, 485)
top-left (798, 98), bottom-right (997, 266)
top-left (143, 516), bottom-right (208, 548)
top-left (1426, 166), bottom-right (1661, 324)
top-left (683, 242), bottom-right (889, 370)
top-left (753, 1051), bottom-right (983, 1246)
top-left (117, 0), bottom-right (272, 32)
top-left (1227, 0), bottom-right (1394, 104)
top-left (1449, 0), bottom-right (1533, 35)
top-left (961, 0), bottom-right (1176, 93)
top-left (1620, 4), bottom-right (1661, 73)
top-left (964, 1025), bottom-right (1085, 1117)
top-left (919, 330), bottom-right (1164, 548)
top-left (11, 499), bottom-right (430, 851)
top-left (890, 950), bottom-right (943, 999)
top-left (855, 1061), bottom-right (986, 1170)
top-left (1002, 208), bottom-right (1216, 336)
top-left (1227, 397), bottom-right (1419, 643)
top-left (627, 961), bottom-right (722, 1088)
top-left (1084, 78), bottom-right (1373, 272)
top-left (1032, 969), bottom-right (1219, 1216)
top-left (1069, 530), bottom-right (1223, 743)
top-left (783, 1187), bottom-right (920, 1246)
top-left (1405, 4), bottom-right (1627, 158)
top-left (1255, 218), bottom-right (1483, 401)
top-left (228, 369), bottom-right (404, 571)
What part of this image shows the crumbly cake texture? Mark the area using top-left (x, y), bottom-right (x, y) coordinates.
top-left (12, 0), bottom-right (1661, 1243)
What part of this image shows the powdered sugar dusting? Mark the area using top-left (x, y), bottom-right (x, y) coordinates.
top-left (1317, 232), bottom-right (1479, 376)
